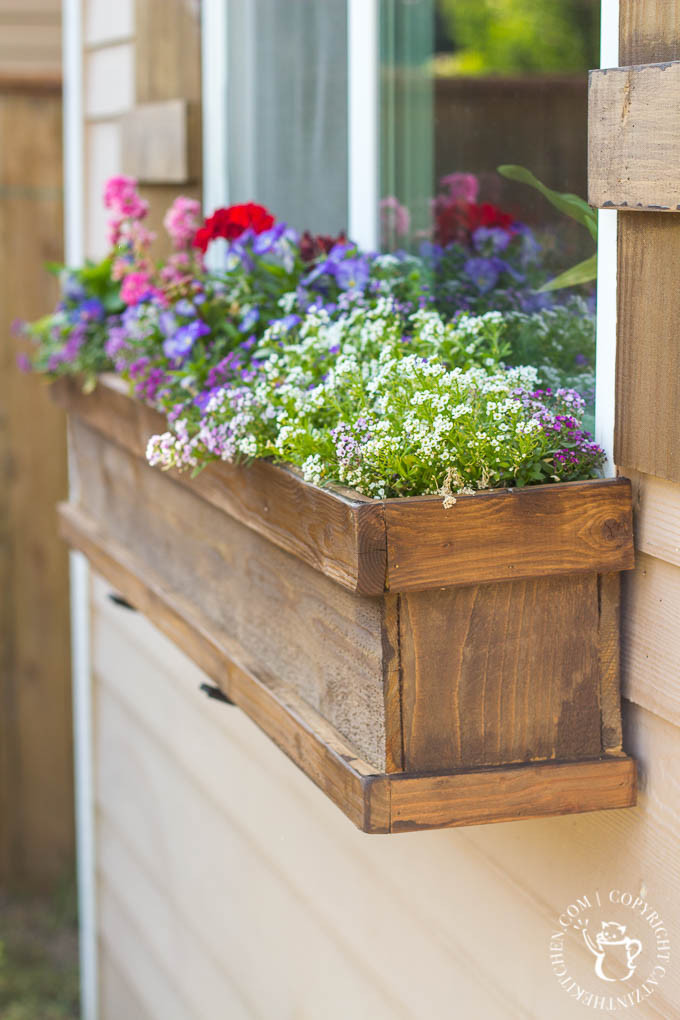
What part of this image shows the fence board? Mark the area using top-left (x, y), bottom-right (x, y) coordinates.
top-left (0, 85), bottom-right (73, 887)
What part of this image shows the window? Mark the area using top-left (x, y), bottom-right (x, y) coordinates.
top-left (203, 0), bottom-right (609, 442)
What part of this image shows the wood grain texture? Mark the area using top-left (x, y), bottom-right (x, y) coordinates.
top-left (589, 61), bottom-right (680, 211)
top-left (615, 215), bottom-right (680, 479)
top-left (58, 501), bottom-right (390, 833)
top-left (53, 377), bottom-right (635, 593)
top-left (121, 99), bottom-right (200, 183)
top-left (59, 504), bottom-right (636, 832)
top-left (51, 375), bottom-right (387, 594)
top-left (598, 573), bottom-right (624, 752)
top-left (388, 758), bottom-right (637, 833)
top-left (383, 480), bottom-right (634, 591)
top-left (67, 418), bottom-right (389, 770)
top-left (615, 2), bottom-right (680, 481)
top-left (134, 0), bottom-right (201, 106)
top-left (381, 595), bottom-right (403, 773)
top-left (620, 0), bottom-right (680, 65)
top-left (0, 86), bottom-right (73, 887)
top-left (398, 576), bottom-right (603, 772)
top-left (0, 1), bottom-right (60, 80)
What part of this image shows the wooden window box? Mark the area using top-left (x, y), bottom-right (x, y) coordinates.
top-left (52, 375), bottom-right (637, 832)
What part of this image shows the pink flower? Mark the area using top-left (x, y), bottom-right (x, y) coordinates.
top-left (440, 172), bottom-right (479, 204)
top-left (380, 196), bottom-right (411, 243)
top-left (164, 196), bottom-right (202, 251)
top-left (160, 251), bottom-right (194, 286)
top-left (120, 271), bottom-right (153, 305)
top-left (104, 175), bottom-right (149, 249)
top-left (103, 175), bottom-right (149, 220)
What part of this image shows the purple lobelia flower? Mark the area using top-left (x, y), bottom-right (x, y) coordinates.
top-left (163, 318), bottom-right (210, 359)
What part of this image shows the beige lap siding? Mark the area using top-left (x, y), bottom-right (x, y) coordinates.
top-left (92, 572), bottom-right (679, 1020)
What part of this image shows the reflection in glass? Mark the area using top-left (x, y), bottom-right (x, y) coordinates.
top-left (380, 0), bottom-right (599, 423)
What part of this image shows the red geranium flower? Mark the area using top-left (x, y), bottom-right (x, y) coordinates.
top-left (433, 197), bottom-right (515, 247)
top-left (193, 202), bottom-right (276, 252)
top-left (299, 230), bottom-right (347, 264)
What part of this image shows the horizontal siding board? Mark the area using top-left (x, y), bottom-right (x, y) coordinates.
top-left (98, 821), bottom-right (254, 1020)
top-left (627, 468), bottom-right (680, 569)
top-left (91, 580), bottom-right (516, 1018)
top-left (99, 948), bottom-right (150, 1020)
top-left (94, 690), bottom-right (414, 1020)
top-left (98, 878), bottom-right (202, 1020)
top-left (622, 551), bottom-right (680, 730)
top-left (91, 577), bottom-right (677, 1017)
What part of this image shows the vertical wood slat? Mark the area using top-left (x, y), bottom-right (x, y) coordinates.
top-left (615, 3), bottom-right (680, 479)
top-left (130, 0), bottom-right (202, 256)
top-left (0, 84), bottom-right (73, 887)
top-left (397, 576), bottom-right (603, 773)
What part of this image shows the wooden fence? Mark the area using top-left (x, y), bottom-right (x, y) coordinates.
top-left (0, 74), bottom-right (73, 889)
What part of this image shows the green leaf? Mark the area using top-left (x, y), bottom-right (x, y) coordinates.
top-left (497, 164), bottom-right (598, 241)
top-left (537, 254), bottom-right (598, 293)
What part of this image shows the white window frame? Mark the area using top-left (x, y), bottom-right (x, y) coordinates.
top-left (201, 0), bottom-right (379, 250)
top-left (596, 0), bottom-right (619, 472)
top-left (63, 2), bottom-right (98, 1019)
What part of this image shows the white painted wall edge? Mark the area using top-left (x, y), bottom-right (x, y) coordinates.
top-left (348, 0), bottom-right (379, 251)
top-left (201, 0), bottom-right (229, 217)
top-left (201, 0), bottom-right (229, 272)
top-left (63, 1), bottom-right (98, 1018)
top-left (595, 0), bottom-right (619, 475)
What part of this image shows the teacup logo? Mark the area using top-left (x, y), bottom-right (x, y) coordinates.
top-left (581, 920), bottom-right (642, 982)
top-left (549, 888), bottom-right (671, 1011)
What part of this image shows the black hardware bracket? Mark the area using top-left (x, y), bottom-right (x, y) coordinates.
top-left (199, 683), bottom-right (235, 706)
top-left (108, 592), bottom-right (137, 611)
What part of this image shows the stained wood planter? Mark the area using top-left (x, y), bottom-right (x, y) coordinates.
top-left (53, 375), bottom-right (637, 832)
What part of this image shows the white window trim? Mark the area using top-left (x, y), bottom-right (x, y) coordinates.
top-left (596, 0), bottom-right (619, 474)
top-left (201, 0), bottom-right (380, 250)
top-left (348, 0), bottom-right (379, 249)
top-left (63, 2), bottom-right (98, 1019)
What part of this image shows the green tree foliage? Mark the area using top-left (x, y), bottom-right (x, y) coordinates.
top-left (437, 0), bottom-right (599, 75)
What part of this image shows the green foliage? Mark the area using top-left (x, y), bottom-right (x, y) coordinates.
top-left (437, 0), bottom-right (599, 75)
top-left (0, 883), bottom-right (79, 1020)
top-left (148, 303), bottom-right (603, 498)
top-left (498, 164), bottom-right (598, 291)
top-left (538, 253), bottom-right (597, 293)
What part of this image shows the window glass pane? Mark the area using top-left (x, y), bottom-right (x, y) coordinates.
top-left (227, 0), bottom-right (348, 235)
top-left (380, 0), bottom-right (599, 423)
top-left (380, 0), bottom-right (598, 263)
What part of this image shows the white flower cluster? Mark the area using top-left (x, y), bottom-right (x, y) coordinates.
top-left (145, 300), bottom-right (603, 498)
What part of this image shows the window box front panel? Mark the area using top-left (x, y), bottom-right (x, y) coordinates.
top-left (53, 375), bottom-right (636, 832)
